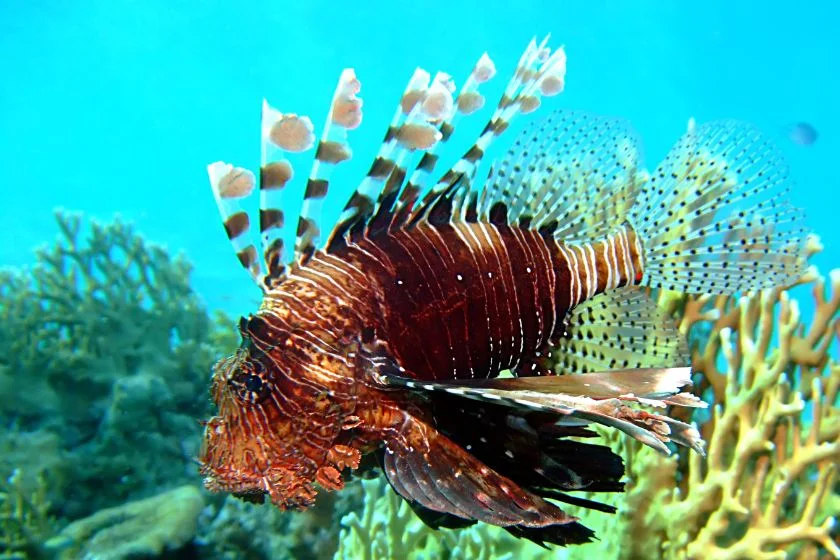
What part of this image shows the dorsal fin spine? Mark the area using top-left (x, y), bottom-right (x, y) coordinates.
top-left (388, 53), bottom-right (495, 230)
top-left (207, 162), bottom-right (266, 289)
top-left (374, 72), bottom-right (448, 208)
top-left (476, 42), bottom-right (566, 220)
top-left (295, 69), bottom-right (362, 265)
top-left (259, 100), bottom-right (316, 288)
top-left (415, 37), bottom-right (567, 227)
top-left (325, 69), bottom-right (432, 250)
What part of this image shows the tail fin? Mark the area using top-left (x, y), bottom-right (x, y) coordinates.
top-left (629, 119), bottom-right (809, 294)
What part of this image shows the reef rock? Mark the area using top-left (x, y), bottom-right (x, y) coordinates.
top-left (45, 485), bottom-right (204, 559)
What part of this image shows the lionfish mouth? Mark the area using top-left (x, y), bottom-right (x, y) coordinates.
top-left (199, 459), bottom-right (318, 511)
top-left (198, 407), bottom-right (320, 510)
top-left (200, 468), bottom-right (256, 496)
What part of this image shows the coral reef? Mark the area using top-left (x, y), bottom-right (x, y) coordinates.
top-left (334, 476), bottom-right (535, 560)
top-left (2, 212), bottom-right (836, 559)
top-left (45, 485), bottom-right (204, 559)
top-left (0, 211), bottom-right (236, 519)
top-left (199, 476), bottom-right (368, 560)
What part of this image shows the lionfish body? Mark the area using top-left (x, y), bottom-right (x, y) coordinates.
top-left (200, 38), bottom-right (809, 545)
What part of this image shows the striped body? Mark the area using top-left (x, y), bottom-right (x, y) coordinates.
top-left (272, 221), bottom-right (644, 384)
top-left (218, 220), bottom-right (646, 503)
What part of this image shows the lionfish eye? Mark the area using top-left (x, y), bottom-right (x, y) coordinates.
top-left (231, 366), bottom-right (270, 404)
top-left (244, 374), bottom-right (263, 392)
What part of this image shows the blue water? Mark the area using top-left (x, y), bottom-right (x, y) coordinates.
top-left (2, 0), bottom-right (837, 317)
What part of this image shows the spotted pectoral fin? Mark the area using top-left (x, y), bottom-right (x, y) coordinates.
top-left (381, 414), bottom-right (594, 544)
top-left (528, 287), bottom-right (689, 376)
top-left (380, 366), bottom-right (705, 455)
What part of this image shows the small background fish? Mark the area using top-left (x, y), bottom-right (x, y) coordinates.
top-left (788, 121), bottom-right (819, 146)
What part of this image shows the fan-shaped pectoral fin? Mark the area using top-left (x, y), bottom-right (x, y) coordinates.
top-left (379, 410), bottom-right (592, 543)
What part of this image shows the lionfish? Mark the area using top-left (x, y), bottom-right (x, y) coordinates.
top-left (199, 37), bottom-right (808, 545)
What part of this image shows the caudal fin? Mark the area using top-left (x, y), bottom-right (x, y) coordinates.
top-left (629, 119), bottom-right (809, 294)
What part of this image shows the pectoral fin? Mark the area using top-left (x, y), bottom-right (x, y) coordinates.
top-left (380, 366), bottom-right (706, 455)
top-left (381, 413), bottom-right (595, 545)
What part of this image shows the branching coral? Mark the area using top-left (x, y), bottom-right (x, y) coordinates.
top-left (0, 470), bottom-right (53, 560)
top-left (0, 210), bottom-right (237, 519)
top-left (663, 264), bottom-right (838, 558)
top-left (200, 484), bottom-right (361, 560)
top-left (335, 476), bottom-right (441, 560)
top-left (334, 477), bottom-right (543, 560)
top-left (0, 211), bottom-right (216, 428)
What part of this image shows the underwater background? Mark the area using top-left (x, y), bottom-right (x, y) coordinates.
top-left (1, 1), bottom-right (838, 559)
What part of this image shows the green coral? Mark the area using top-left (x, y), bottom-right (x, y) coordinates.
top-left (200, 478), bottom-right (367, 560)
top-left (0, 210), bottom-right (215, 428)
top-left (0, 211), bottom-right (237, 519)
top-left (0, 469), bottom-right (54, 560)
top-left (334, 477), bottom-right (548, 560)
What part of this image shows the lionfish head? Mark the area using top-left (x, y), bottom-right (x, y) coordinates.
top-left (198, 314), bottom-right (356, 510)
